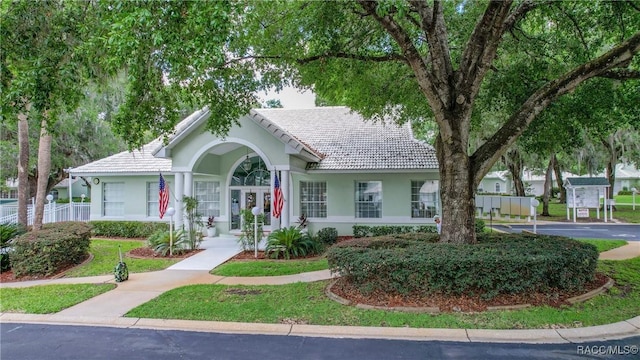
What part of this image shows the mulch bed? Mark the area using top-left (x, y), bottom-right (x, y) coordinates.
top-left (329, 273), bottom-right (611, 313)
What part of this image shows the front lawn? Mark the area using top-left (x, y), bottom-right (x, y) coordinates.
top-left (63, 239), bottom-right (180, 277)
top-left (0, 284), bottom-right (115, 314)
top-left (211, 258), bottom-right (329, 277)
top-left (125, 256), bottom-right (640, 330)
top-left (577, 239), bottom-right (627, 253)
top-left (541, 201), bottom-right (640, 223)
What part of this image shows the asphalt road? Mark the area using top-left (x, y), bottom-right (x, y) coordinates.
top-left (1, 323), bottom-right (639, 360)
top-left (495, 224), bottom-right (639, 241)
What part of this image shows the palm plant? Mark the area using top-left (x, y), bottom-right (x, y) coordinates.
top-left (265, 226), bottom-right (319, 260)
top-left (147, 229), bottom-right (187, 256)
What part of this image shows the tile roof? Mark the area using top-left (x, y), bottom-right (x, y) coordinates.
top-left (71, 139), bottom-right (171, 174)
top-left (252, 107), bottom-right (438, 171)
top-left (71, 107), bottom-right (438, 174)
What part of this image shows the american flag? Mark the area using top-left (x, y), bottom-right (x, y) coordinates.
top-left (159, 173), bottom-right (169, 219)
top-left (273, 172), bottom-right (284, 219)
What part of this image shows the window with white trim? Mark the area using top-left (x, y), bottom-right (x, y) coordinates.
top-left (355, 181), bottom-right (382, 218)
top-left (495, 182), bottom-right (501, 193)
top-left (411, 180), bottom-right (439, 218)
top-left (146, 181), bottom-right (164, 217)
top-left (195, 181), bottom-right (221, 217)
top-left (300, 181), bottom-right (327, 218)
top-left (103, 182), bottom-right (124, 216)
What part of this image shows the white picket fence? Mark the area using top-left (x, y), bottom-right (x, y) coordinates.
top-left (0, 202), bottom-right (90, 225)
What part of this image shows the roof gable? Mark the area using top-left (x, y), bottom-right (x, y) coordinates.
top-left (564, 177), bottom-right (610, 187)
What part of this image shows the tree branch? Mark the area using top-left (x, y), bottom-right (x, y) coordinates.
top-left (295, 52), bottom-right (406, 64)
top-left (456, 1), bottom-right (513, 106)
top-left (356, 0), bottom-right (447, 122)
top-left (471, 31), bottom-right (640, 184)
top-left (598, 68), bottom-right (640, 79)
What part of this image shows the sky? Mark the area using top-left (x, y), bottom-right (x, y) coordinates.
top-left (259, 86), bottom-right (316, 108)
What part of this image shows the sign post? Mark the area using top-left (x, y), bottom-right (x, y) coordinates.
top-left (530, 199), bottom-right (540, 234)
top-left (252, 206), bottom-right (261, 258)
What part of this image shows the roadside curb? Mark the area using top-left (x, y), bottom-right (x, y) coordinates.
top-left (2, 313), bottom-right (638, 344)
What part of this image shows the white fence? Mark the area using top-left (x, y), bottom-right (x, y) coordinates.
top-left (0, 202), bottom-right (90, 225)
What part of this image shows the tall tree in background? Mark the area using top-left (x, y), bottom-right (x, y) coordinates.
top-left (1, 1), bottom-right (92, 229)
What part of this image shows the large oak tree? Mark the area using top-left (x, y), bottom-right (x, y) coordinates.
top-left (87, 1), bottom-right (639, 243)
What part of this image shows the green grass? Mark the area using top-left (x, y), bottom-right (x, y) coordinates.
top-left (0, 284), bottom-right (115, 314)
top-left (577, 239), bottom-right (627, 253)
top-left (126, 256), bottom-right (640, 330)
top-left (211, 258), bottom-right (329, 277)
top-left (538, 201), bottom-right (640, 223)
top-left (63, 239), bottom-right (180, 277)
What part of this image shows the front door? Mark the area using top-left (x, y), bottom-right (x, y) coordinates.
top-left (230, 188), bottom-right (271, 231)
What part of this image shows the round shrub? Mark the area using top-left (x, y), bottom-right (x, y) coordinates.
top-left (327, 233), bottom-right (598, 300)
top-left (11, 222), bottom-right (92, 277)
top-left (316, 227), bottom-right (338, 245)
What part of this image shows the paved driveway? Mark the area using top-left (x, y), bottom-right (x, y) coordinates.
top-left (497, 223), bottom-right (639, 241)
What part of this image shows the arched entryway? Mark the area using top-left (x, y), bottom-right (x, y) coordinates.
top-left (229, 154), bottom-right (272, 231)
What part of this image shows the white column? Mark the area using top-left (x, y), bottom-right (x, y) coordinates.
top-left (174, 172), bottom-right (184, 229)
top-left (68, 172), bottom-right (73, 221)
top-left (184, 171), bottom-right (193, 198)
top-left (281, 169), bottom-right (290, 228)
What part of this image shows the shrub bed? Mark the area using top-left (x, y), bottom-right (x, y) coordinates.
top-left (90, 220), bottom-right (168, 238)
top-left (327, 233), bottom-right (598, 300)
top-left (11, 222), bottom-right (92, 277)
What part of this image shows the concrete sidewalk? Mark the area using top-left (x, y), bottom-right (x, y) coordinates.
top-left (1, 236), bottom-right (639, 344)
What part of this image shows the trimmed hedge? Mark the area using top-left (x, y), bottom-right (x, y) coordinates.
top-left (327, 233), bottom-right (598, 300)
top-left (353, 219), bottom-right (485, 238)
top-left (316, 227), bottom-right (339, 245)
top-left (90, 221), bottom-right (168, 238)
top-left (11, 222), bottom-right (92, 277)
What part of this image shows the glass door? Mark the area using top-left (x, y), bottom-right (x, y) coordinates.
top-left (230, 188), bottom-right (271, 231)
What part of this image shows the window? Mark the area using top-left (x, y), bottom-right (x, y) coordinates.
top-left (230, 155), bottom-right (270, 186)
top-left (103, 182), bottom-right (124, 216)
top-left (411, 180), bottom-right (439, 218)
top-left (355, 181), bottom-right (382, 218)
top-left (495, 182), bottom-right (501, 193)
top-left (195, 181), bottom-right (221, 217)
top-left (300, 181), bottom-right (327, 218)
top-left (146, 181), bottom-right (168, 217)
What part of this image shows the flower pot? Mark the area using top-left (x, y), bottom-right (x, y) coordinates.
top-left (206, 227), bottom-right (217, 237)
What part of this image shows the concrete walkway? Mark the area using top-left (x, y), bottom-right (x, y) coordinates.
top-left (1, 236), bottom-right (639, 343)
top-left (599, 242), bottom-right (640, 260)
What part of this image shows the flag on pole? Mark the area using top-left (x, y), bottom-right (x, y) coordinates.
top-left (159, 173), bottom-right (169, 219)
top-left (273, 172), bottom-right (284, 219)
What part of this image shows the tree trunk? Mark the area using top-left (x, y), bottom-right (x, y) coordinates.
top-left (32, 117), bottom-right (53, 231)
top-left (602, 137), bottom-right (617, 199)
top-left (17, 104), bottom-right (31, 227)
top-left (436, 136), bottom-right (477, 244)
top-left (541, 154), bottom-right (555, 216)
top-left (504, 149), bottom-right (525, 196)
top-left (553, 158), bottom-right (566, 204)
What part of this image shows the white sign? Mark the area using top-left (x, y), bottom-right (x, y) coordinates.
top-left (577, 208), bottom-right (589, 218)
top-left (567, 188), bottom-right (600, 208)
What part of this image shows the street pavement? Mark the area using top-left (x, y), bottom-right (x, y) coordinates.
top-left (497, 223), bottom-right (639, 241)
top-left (1, 323), bottom-right (639, 360)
